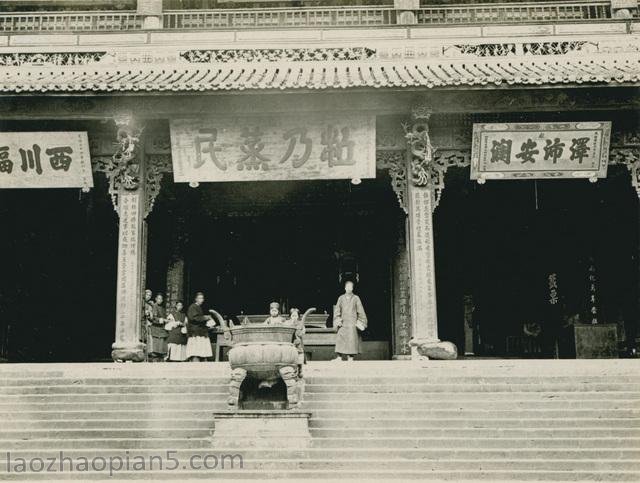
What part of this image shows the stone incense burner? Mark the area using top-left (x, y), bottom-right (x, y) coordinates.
top-left (225, 324), bottom-right (301, 409)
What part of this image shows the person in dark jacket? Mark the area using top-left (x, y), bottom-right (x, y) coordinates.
top-left (186, 292), bottom-right (216, 361)
top-left (165, 300), bottom-right (188, 362)
top-left (147, 293), bottom-right (168, 362)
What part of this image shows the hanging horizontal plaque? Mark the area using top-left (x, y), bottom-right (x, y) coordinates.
top-left (471, 122), bottom-right (611, 183)
top-left (0, 132), bottom-right (93, 190)
top-left (170, 113), bottom-right (376, 183)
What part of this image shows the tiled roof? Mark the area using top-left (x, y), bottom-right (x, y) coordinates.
top-left (1, 55), bottom-right (639, 93)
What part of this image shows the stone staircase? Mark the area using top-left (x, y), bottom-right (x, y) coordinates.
top-left (0, 360), bottom-right (638, 481)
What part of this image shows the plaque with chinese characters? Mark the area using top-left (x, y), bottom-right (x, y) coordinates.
top-left (170, 114), bottom-right (376, 183)
top-left (471, 122), bottom-right (611, 182)
top-left (0, 132), bottom-right (93, 190)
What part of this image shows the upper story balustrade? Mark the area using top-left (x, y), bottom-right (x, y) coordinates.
top-left (0, 1), bottom-right (636, 33)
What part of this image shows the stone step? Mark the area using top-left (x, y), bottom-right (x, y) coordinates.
top-left (0, 439), bottom-right (213, 450)
top-left (2, 427), bottom-right (639, 441)
top-left (0, 410), bottom-right (216, 421)
top-left (303, 383), bottom-right (640, 393)
top-left (0, 419), bottom-right (215, 430)
top-left (0, 360), bottom-right (635, 377)
top-left (1, 469), bottom-right (640, 481)
top-left (0, 429), bottom-right (215, 440)
top-left (0, 428), bottom-right (640, 441)
top-left (4, 383), bottom-right (639, 396)
top-left (0, 393), bottom-right (225, 403)
top-left (305, 376), bottom-right (640, 384)
top-left (0, 378), bottom-right (230, 387)
top-left (1, 437), bottom-right (639, 451)
top-left (4, 382), bottom-right (638, 394)
top-left (3, 375), bottom-right (640, 387)
top-left (3, 394), bottom-right (638, 409)
top-left (2, 407), bottom-right (638, 419)
top-left (1, 458), bottom-right (639, 473)
top-left (309, 437), bottom-right (640, 449)
top-left (307, 418), bottom-right (640, 429)
top-left (4, 448), bottom-right (639, 461)
top-left (0, 402), bottom-right (223, 412)
top-left (308, 428), bottom-right (640, 438)
top-left (0, 385), bottom-right (227, 395)
top-left (305, 408), bottom-right (640, 418)
top-left (5, 417), bottom-right (639, 430)
top-left (303, 391), bottom-right (640, 400)
top-left (302, 400), bottom-right (640, 409)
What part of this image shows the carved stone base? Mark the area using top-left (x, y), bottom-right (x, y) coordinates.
top-left (410, 339), bottom-right (458, 360)
top-left (111, 342), bottom-right (146, 362)
top-left (228, 367), bottom-right (248, 408)
top-left (212, 410), bottom-right (312, 448)
top-left (279, 365), bottom-right (300, 409)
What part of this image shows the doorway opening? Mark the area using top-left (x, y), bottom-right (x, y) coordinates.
top-left (436, 165), bottom-right (638, 358)
top-left (146, 175), bottom-right (402, 360)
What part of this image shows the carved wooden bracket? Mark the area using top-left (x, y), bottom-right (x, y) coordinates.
top-left (377, 150), bottom-right (407, 214)
top-left (610, 147), bottom-right (640, 198)
top-left (401, 106), bottom-right (472, 211)
top-left (92, 116), bottom-right (172, 218)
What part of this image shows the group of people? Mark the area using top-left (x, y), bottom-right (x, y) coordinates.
top-left (142, 280), bottom-right (368, 363)
top-left (144, 290), bottom-right (220, 362)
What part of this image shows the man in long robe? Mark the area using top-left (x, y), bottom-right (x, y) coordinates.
top-left (186, 292), bottom-right (215, 361)
top-left (148, 293), bottom-right (168, 362)
top-left (333, 281), bottom-right (367, 361)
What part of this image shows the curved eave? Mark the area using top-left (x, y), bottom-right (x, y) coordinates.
top-left (1, 55), bottom-right (639, 94)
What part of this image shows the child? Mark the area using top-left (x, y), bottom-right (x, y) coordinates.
top-left (287, 307), bottom-right (316, 376)
top-left (263, 302), bottom-right (286, 325)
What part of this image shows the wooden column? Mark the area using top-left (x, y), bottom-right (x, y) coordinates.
top-left (112, 188), bottom-right (147, 362)
top-left (392, 215), bottom-right (412, 359)
top-left (166, 258), bottom-right (185, 308)
top-left (405, 107), bottom-right (458, 360)
top-left (109, 117), bottom-right (147, 362)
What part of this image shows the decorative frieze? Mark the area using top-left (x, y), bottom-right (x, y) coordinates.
top-left (443, 41), bottom-right (591, 57)
top-left (181, 47), bottom-right (376, 63)
top-left (0, 52), bottom-right (106, 66)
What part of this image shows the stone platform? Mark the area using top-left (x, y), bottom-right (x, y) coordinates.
top-left (0, 360), bottom-right (638, 480)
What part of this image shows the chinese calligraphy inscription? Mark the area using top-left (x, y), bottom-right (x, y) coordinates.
top-left (0, 132), bottom-right (93, 190)
top-left (170, 114), bottom-right (375, 183)
top-left (471, 122), bottom-right (611, 182)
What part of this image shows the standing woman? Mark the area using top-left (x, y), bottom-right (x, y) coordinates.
top-left (333, 281), bottom-right (367, 361)
top-left (186, 292), bottom-right (216, 362)
top-left (147, 293), bottom-right (169, 362)
top-left (165, 300), bottom-right (188, 362)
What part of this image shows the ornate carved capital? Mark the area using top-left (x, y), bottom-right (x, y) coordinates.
top-left (402, 106), bottom-right (472, 211)
top-left (403, 107), bottom-right (435, 189)
top-left (92, 119), bottom-right (172, 218)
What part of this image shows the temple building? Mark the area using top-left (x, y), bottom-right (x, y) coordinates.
top-left (0, 0), bottom-right (640, 363)
top-left (2, 2), bottom-right (640, 481)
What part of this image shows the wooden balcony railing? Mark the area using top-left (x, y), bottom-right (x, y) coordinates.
top-left (163, 6), bottom-right (396, 29)
top-left (416, 1), bottom-right (612, 24)
top-left (0, 11), bottom-right (141, 32)
top-left (0, 1), bottom-right (630, 33)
